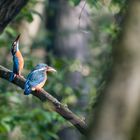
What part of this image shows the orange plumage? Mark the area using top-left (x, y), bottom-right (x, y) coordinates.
top-left (15, 50), bottom-right (24, 75)
top-left (10, 35), bottom-right (24, 81)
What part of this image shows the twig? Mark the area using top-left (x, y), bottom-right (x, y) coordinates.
top-left (78, 0), bottom-right (87, 28)
top-left (0, 65), bottom-right (87, 135)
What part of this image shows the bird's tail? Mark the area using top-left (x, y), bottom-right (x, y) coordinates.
top-left (24, 81), bottom-right (31, 95)
top-left (9, 72), bottom-right (15, 81)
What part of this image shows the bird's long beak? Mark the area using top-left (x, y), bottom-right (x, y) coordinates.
top-left (14, 34), bottom-right (20, 42)
top-left (47, 66), bottom-right (57, 72)
top-left (11, 35), bottom-right (20, 54)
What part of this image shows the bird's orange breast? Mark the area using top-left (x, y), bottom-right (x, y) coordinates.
top-left (15, 51), bottom-right (24, 72)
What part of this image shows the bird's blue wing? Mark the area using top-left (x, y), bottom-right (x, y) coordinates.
top-left (24, 69), bottom-right (46, 95)
top-left (13, 56), bottom-right (19, 74)
top-left (26, 70), bottom-right (45, 87)
top-left (9, 56), bottom-right (19, 81)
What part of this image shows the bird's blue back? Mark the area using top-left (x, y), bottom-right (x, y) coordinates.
top-left (13, 55), bottom-right (19, 74)
top-left (26, 69), bottom-right (46, 87)
top-left (9, 55), bottom-right (19, 81)
top-left (24, 69), bottom-right (46, 95)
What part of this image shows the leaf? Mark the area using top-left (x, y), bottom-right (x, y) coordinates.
top-left (24, 12), bottom-right (34, 23)
top-left (47, 131), bottom-right (59, 139)
top-left (0, 122), bottom-right (11, 132)
top-left (15, 7), bottom-right (34, 23)
top-left (68, 0), bottom-right (81, 6)
top-left (31, 10), bottom-right (44, 21)
top-left (0, 117), bottom-right (12, 133)
top-left (5, 27), bottom-right (17, 36)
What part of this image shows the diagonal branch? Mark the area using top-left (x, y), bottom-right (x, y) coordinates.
top-left (0, 65), bottom-right (87, 135)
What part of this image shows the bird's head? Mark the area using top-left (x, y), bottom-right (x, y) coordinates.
top-left (11, 35), bottom-right (20, 55)
top-left (35, 63), bottom-right (57, 73)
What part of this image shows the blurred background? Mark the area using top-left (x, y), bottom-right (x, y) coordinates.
top-left (0, 0), bottom-right (124, 140)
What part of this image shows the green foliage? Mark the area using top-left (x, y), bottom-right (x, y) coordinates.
top-left (0, 0), bottom-right (66, 139)
top-left (0, 0), bottom-right (125, 139)
top-left (68, 0), bottom-right (81, 6)
top-left (15, 0), bottom-right (39, 23)
top-left (112, 0), bottom-right (126, 5)
top-left (0, 92), bottom-right (65, 140)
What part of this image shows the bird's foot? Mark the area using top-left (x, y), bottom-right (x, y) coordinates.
top-left (35, 87), bottom-right (41, 93)
top-left (9, 72), bottom-right (15, 81)
top-left (15, 74), bottom-right (24, 79)
top-left (10, 73), bottom-right (24, 81)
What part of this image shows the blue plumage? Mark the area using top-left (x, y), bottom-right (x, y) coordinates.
top-left (10, 35), bottom-right (24, 81)
top-left (10, 50), bottom-right (19, 81)
top-left (24, 64), bottom-right (47, 95)
top-left (24, 63), bottom-right (56, 95)
top-left (24, 80), bottom-right (32, 95)
top-left (9, 72), bottom-right (15, 82)
top-left (13, 56), bottom-right (19, 74)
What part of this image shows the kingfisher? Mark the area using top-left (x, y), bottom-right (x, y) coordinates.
top-left (24, 63), bottom-right (56, 95)
top-left (10, 35), bottom-right (24, 81)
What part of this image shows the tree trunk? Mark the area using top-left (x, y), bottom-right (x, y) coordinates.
top-left (0, 0), bottom-right (29, 33)
top-left (88, 0), bottom-right (140, 140)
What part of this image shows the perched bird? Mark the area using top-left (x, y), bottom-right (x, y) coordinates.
top-left (24, 63), bottom-right (56, 95)
top-left (10, 35), bottom-right (24, 81)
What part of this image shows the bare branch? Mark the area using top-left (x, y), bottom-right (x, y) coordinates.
top-left (78, 0), bottom-right (87, 28)
top-left (0, 65), bottom-right (87, 135)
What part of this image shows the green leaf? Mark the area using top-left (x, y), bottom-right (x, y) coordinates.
top-left (5, 27), bottom-right (17, 36)
top-left (47, 131), bottom-right (59, 139)
top-left (26, 13), bottom-right (34, 22)
top-left (68, 0), bottom-right (81, 6)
